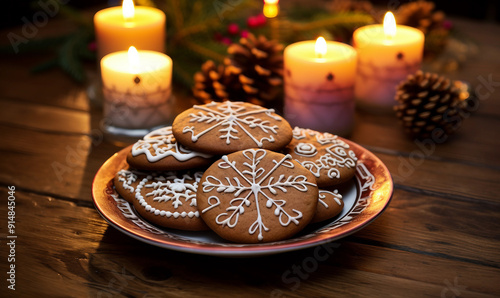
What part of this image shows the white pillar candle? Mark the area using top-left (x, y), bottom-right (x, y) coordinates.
top-left (101, 47), bottom-right (172, 129)
top-left (353, 12), bottom-right (424, 112)
top-left (94, 0), bottom-right (166, 61)
top-left (284, 37), bottom-right (357, 136)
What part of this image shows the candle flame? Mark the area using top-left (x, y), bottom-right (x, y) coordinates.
top-left (128, 46), bottom-right (140, 74)
top-left (315, 37), bottom-right (327, 58)
top-left (383, 12), bottom-right (396, 38)
top-left (122, 0), bottom-right (135, 21)
top-left (263, 0), bottom-right (279, 18)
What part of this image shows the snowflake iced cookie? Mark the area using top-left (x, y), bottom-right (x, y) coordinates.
top-left (312, 189), bottom-right (344, 223)
top-left (283, 127), bottom-right (358, 187)
top-left (197, 149), bottom-right (318, 243)
top-left (172, 101), bottom-right (293, 155)
top-left (114, 168), bottom-right (148, 203)
top-left (134, 171), bottom-right (208, 231)
top-left (127, 126), bottom-right (214, 171)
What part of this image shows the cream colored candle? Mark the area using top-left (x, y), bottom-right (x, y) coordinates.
top-left (284, 37), bottom-right (357, 136)
top-left (353, 12), bottom-right (424, 111)
top-left (94, 0), bottom-right (166, 61)
top-left (101, 47), bottom-right (172, 129)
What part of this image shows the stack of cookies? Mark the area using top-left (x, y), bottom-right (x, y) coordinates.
top-left (114, 101), bottom-right (358, 243)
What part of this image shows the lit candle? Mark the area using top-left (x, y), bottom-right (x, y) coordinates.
top-left (353, 12), bottom-right (424, 111)
top-left (284, 37), bottom-right (357, 136)
top-left (101, 46), bottom-right (172, 129)
top-left (263, 0), bottom-right (280, 41)
top-left (263, 0), bottom-right (279, 18)
top-left (94, 0), bottom-right (166, 61)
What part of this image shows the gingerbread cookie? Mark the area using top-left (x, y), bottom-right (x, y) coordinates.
top-left (114, 169), bottom-right (147, 203)
top-left (172, 101), bottom-right (293, 155)
top-left (284, 127), bottom-right (357, 187)
top-left (197, 149), bottom-right (318, 243)
top-left (312, 189), bottom-right (344, 223)
top-left (134, 171), bottom-right (208, 231)
top-left (127, 126), bottom-right (213, 171)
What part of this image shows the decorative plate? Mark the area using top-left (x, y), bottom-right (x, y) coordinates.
top-left (92, 139), bottom-right (393, 257)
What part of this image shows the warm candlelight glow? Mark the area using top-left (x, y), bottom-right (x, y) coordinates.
top-left (353, 11), bottom-right (424, 110)
top-left (383, 12), bottom-right (396, 38)
top-left (284, 39), bottom-right (357, 135)
top-left (128, 46), bottom-right (140, 74)
top-left (263, 0), bottom-right (279, 18)
top-left (315, 37), bottom-right (327, 58)
top-left (122, 0), bottom-right (135, 21)
top-left (101, 48), bottom-right (173, 129)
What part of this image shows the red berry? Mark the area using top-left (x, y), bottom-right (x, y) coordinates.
top-left (228, 23), bottom-right (239, 35)
top-left (247, 16), bottom-right (259, 28)
top-left (443, 20), bottom-right (453, 30)
top-left (221, 37), bottom-right (232, 45)
top-left (240, 29), bottom-right (249, 38)
top-left (87, 41), bottom-right (96, 51)
top-left (255, 14), bottom-right (267, 26)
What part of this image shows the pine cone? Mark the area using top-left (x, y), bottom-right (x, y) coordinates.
top-left (394, 71), bottom-right (468, 139)
top-left (192, 60), bottom-right (244, 104)
top-left (396, 0), bottom-right (445, 34)
top-left (224, 33), bottom-right (284, 108)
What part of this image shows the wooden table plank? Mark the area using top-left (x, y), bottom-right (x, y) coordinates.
top-left (0, 97), bottom-right (90, 135)
top-left (375, 152), bottom-right (500, 203)
top-left (0, 54), bottom-right (90, 112)
top-left (2, 187), bottom-right (498, 297)
top-left (354, 189), bottom-right (500, 268)
top-left (0, 124), bottom-right (122, 203)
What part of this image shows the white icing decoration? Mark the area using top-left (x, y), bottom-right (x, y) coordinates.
top-left (117, 169), bottom-right (146, 193)
top-left (291, 127), bottom-right (357, 179)
top-left (318, 189), bottom-right (343, 209)
top-left (135, 172), bottom-right (203, 218)
top-left (132, 126), bottom-right (213, 162)
top-left (202, 149), bottom-right (316, 241)
top-left (201, 196), bottom-right (221, 214)
top-left (182, 101), bottom-right (282, 147)
top-left (294, 142), bottom-right (318, 157)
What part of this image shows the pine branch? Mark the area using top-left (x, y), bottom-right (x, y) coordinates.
top-left (31, 58), bottom-right (59, 73)
top-left (290, 13), bottom-right (373, 32)
top-left (187, 1), bottom-right (204, 24)
top-left (58, 34), bottom-right (85, 83)
top-left (167, 0), bottom-right (184, 30)
top-left (59, 5), bottom-right (93, 27)
top-left (183, 40), bottom-right (226, 63)
top-left (173, 18), bottom-right (222, 41)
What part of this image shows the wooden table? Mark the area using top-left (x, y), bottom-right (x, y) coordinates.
top-left (1, 15), bottom-right (499, 297)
